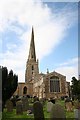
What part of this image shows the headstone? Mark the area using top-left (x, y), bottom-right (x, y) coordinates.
top-left (16, 100), bottom-right (23, 115)
top-left (50, 104), bottom-right (66, 119)
top-left (65, 102), bottom-right (73, 112)
top-left (47, 101), bottom-right (53, 112)
top-left (74, 109), bottom-right (80, 120)
top-left (22, 96), bottom-right (29, 111)
top-left (33, 101), bottom-right (44, 120)
top-left (6, 100), bottom-right (13, 112)
top-left (74, 100), bottom-right (80, 109)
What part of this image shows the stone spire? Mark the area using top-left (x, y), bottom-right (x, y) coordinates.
top-left (28, 27), bottom-right (36, 61)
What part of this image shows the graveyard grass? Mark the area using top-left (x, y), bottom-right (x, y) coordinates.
top-left (2, 100), bottom-right (74, 119)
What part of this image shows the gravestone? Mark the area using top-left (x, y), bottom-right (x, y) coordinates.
top-left (74, 100), bottom-right (80, 120)
top-left (74, 109), bottom-right (80, 120)
top-left (47, 101), bottom-right (53, 112)
top-left (16, 100), bottom-right (23, 115)
top-left (50, 104), bottom-right (66, 119)
top-left (74, 100), bottom-right (80, 109)
top-left (22, 97), bottom-right (29, 111)
top-left (6, 100), bottom-right (13, 112)
top-left (65, 102), bottom-right (73, 111)
top-left (33, 101), bottom-right (44, 120)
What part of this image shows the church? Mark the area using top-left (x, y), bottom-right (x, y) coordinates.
top-left (15, 27), bottom-right (70, 99)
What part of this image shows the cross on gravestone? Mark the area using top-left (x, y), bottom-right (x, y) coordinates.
top-left (22, 96), bottom-right (29, 111)
top-left (50, 104), bottom-right (66, 119)
top-left (47, 101), bottom-right (53, 112)
top-left (16, 100), bottom-right (23, 115)
top-left (6, 100), bottom-right (13, 112)
top-left (33, 101), bottom-right (44, 120)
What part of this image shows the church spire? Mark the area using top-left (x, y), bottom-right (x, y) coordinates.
top-left (28, 27), bottom-right (36, 61)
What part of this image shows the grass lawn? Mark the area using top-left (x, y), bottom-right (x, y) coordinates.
top-left (2, 100), bottom-right (75, 119)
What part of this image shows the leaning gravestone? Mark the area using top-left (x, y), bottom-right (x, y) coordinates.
top-left (33, 101), bottom-right (44, 120)
top-left (47, 101), bottom-right (53, 112)
top-left (22, 97), bottom-right (29, 111)
top-left (16, 100), bottom-right (23, 115)
top-left (6, 99), bottom-right (13, 112)
top-left (50, 104), bottom-right (66, 119)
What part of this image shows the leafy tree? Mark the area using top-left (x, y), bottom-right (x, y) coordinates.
top-left (2, 67), bottom-right (18, 110)
top-left (71, 77), bottom-right (80, 100)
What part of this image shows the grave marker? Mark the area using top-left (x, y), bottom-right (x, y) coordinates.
top-left (16, 100), bottom-right (23, 115)
top-left (6, 100), bottom-right (13, 112)
top-left (33, 101), bottom-right (44, 120)
top-left (50, 104), bottom-right (66, 119)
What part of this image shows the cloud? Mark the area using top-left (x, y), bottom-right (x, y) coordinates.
top-left (0, 1), bottom-right (78, 82)
top-left (55, 57), bottom-right (78, 83)
top-left (59, 58), bottom-right (78, 66)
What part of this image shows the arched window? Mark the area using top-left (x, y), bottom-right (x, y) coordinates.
top-left (23, 86), bottom-right (27, 94)
top-left (50, 76), bottom-right (60, 92)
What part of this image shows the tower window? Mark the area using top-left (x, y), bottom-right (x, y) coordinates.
top-left (32, 65), bottom-right (34, 70)
top-left (32, 55), bottom-right (33, 58)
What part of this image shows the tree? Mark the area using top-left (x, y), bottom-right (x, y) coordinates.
top-left (71, 77), bottom-right (80, 100)
top-left (2, 67), bottom-right (18, 110)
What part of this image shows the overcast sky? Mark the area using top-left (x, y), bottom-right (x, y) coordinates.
top-left (0, 0), bottom-right (79, 83)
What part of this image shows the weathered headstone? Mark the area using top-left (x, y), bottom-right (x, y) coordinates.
top-left (50, 104), bottom-right (66, 119)
top-left (74, 100), bottom-right (80, 120)
top-left (65, 102), bottom-right (73, 112)
top-left (47, 101), bottom-right (53, 112)
top-left (22, 97), bottom-right (29, 111)
top-left (74, 100), bottom-right (80, 109)
top-left (16, 100), bottom-right (23, 115)
top-left (6, 100), bottom-right (13, 112)
top-left (33, 101), bottom-right (44, 120)
top-left (74, 109), bottom-right (80, 120)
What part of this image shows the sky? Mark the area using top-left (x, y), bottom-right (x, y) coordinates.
top-left (0, 0), bottom-right (79, 83)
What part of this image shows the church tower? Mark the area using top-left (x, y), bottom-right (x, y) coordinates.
top-left (25, 27), bottom-right (39, 96)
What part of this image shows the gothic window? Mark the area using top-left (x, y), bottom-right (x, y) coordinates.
top-left (32, 65), bottom-right (34, 70)
top-left (50, 76), bottom-right (60, 92)
top-left (23, 86), bottom-right (27, 94)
